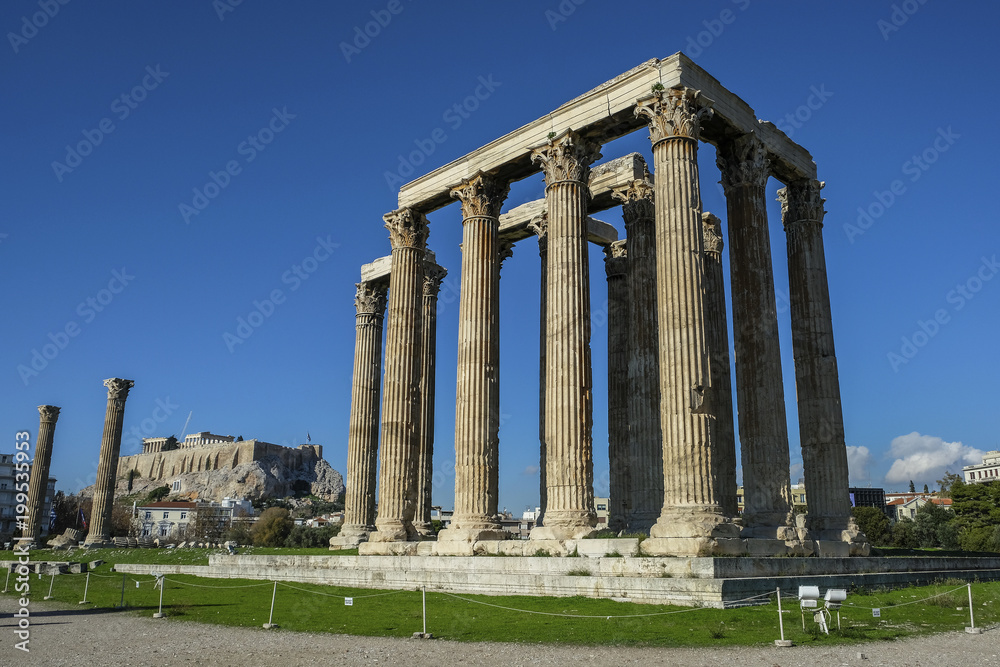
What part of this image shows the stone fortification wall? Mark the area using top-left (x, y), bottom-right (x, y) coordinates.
top-left (117, 440), bottom-right (322, 481)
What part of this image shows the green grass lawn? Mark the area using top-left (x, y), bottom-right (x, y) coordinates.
top-left (12, 546), bottom-right (352, 567)
top-left (3, 560), bottom-right (997, 647)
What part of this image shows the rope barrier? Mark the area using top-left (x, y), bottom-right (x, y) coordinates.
top-left (162, 577), bottom-right (272, 590)
top-left (275, 581), bottom-right (406, 600)
top-left (841, 584), bottom-right (969, 610)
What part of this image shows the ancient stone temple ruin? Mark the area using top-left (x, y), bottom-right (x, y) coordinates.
top-left (333, 53), bottom-right (867, 557)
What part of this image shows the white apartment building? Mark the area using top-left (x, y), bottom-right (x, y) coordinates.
top-left (0, 452), bottom-right (56, 540)
top-left (963, 450), bottom-right (1000, 484)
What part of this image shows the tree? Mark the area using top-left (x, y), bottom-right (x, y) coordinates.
top-left (923, 484), bottom-right (929, 494)
top-left (909, 480), bottom-right (916, 493)
top-left (284, 523), bottom-right (340, 548)
top-left (145, 485), bottom-right (170, 503)
top-left (913, 500), bottom-right (959, 549)
top-left (189, 507), bottom-right (230, 543)
top-left (891, 517), bottom-right (919, 548)
top-left (937, 470), bottom-right (963, 494)
top-left (250, 507), bottom-right (293, 546)
top-left (949, 479), bottom-right (1000, 552)
top-left (851, 506), bottom-right (891, 546)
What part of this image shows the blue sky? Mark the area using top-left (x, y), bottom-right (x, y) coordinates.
top-left (3, 1), bottom-right (998, 512)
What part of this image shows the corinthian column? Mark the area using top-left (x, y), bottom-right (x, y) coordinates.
top-left (370, 208), bottom-right (427, 543)
top-left (414, 262), bottom-right (447, 537)
top-left (85, 378), bottom-right (134, 547)
top-left (529, 129), bottom-right (601, 541)
top-left (778, 179), bottom-right (867, 554)
top-left (702, 213), bottom-right (738, 517)
top-left (19, 405), bottom-right (60, 547)
top-left (439, 171), bottom-right (509, 543)
top-left (604, 240), bottom-right (630, 532)
top-left (717, 133), bottom-right (795, 541)
top-left (634, 86), bottom-right (739, 556)
top-left (334, 281), bottom-right (387, 548)
top-left (528, 216), bottom-right (548, 528)
top-left (613, 178), bottom-right (663, 533)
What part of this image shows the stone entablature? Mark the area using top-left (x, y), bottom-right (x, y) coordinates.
top-left (120, 436), bottom-right (322, 482)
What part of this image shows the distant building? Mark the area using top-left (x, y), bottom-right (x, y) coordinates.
top-left (0, 452), bottom-right (56, 540)
top-left (137, 496), bottom-right (253, 539)
top-left (963, 450), bottom-right (1000, 484)
top-left (886, 495), bottom-right (952, 521)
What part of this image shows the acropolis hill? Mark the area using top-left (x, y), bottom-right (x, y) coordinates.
top-left (109, 431), bottom-right (344, 502)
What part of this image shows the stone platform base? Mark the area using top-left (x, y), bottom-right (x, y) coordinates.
top-left (357, 538), bottom-right (640, 557)
top-left (328, 535), bottom-right (367, 550)
top-left (107, 553), bottom-right (1000, 609)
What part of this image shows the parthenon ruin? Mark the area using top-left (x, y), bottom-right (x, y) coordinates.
top-left (333, 53), bottom-right (867, 557)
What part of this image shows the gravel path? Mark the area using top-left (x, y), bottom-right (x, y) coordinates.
top-left (2, 597), bottom-right (997, 666)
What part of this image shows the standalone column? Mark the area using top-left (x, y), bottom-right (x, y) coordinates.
top-left (613, 178), bottom-right (663, 533)
top-left (19, 405), bottom-right (60, 547)
top-left (778, 179), bottom-right (867, 554)
top-left (604, 240), bottom-right (630, 532)
top-left (528, 216), bottom-right (549, 527)
top-left (530, 129), bottom-right (601, 541)
top-left (370, 208), bottom-right (427, 543)
top-left (717, 133), bottom-right (795, 542)
top-left (334, 281), bottom-right (387, 548)
top-left (702, 213), bottom-right (738, 517)
top-left (439, 172), bottom-right (509, 543)
top-left (85, 378), bottom-right (134, 547)
top-left (635, 87), bottom-right (739, 555)
top-left (414, 262), bottom-right (447, 537)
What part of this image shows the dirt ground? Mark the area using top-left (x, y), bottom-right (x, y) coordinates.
top-left (1, 597), bottom-right (997, 666)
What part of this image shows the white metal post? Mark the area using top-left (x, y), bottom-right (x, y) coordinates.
top-left (263, 581), bottom-right (278, 628)
top-left (966, 583), bottom-right (982, 634)
top-left (43, 572), bottom-right (54, 600)
top-left (79, 571), bottom-right (91, 604)
top-left (422, 585), bottom-right (427, 636)
top-left (774, 587), bottom-right (792, 647)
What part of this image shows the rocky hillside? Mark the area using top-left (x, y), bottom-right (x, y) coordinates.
top-left (83, 455), bottom-right (344, 503)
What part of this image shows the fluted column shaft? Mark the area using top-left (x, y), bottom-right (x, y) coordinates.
top-left (529, 217), bottom-right (549, 526)
top-left (779, 179), bottom-right (854, 538)
top-left (604, 241), bottom-right (630, 532)
top-left (21, 405), bottom-right (60, 544)
top-left (88, 378), bottom-right (134, 545)
top-left (635, 87), bottom-right (736, 552)
top-left (440, 172), bottom-right (509, 541)
top-left (614, 179), bottom-right (663, 532)
top-left (340, 282), bottom-right (387, 539)
top-left (414, 264), bottom-right (446, 535)
top-left (372, 208), bottom-right (427, 542)
top-left (702, 214), bottom-right (738, 517)
top-left (718, 133), bottom-right (793, 533)
top-left (530, 130), bottom-right (601, 539)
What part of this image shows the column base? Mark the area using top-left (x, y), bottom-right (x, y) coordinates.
top-left (650, 507), bottom-right (741, 540)
top-left (530, 509), bottom-right (596, 541)
top-left (412, 522), bottom-right (437, 538)
top-left (367, 521), bottom-right (413, 543)
top-left (437, 527), bottom-right (505, 543)
top-left (329, 534), bottom-right (368, 550)
top-left (641, 536), bottom-right (744, 557)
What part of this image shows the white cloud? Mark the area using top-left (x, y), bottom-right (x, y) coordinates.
top-left (846, 445), bottom-right (874, 485)
top-left (789, 462), bottom-right (804, 485)
top-left (884, 432), bottom-right (983, 488)
top-left (522, 465), bottom-right (539, 476)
